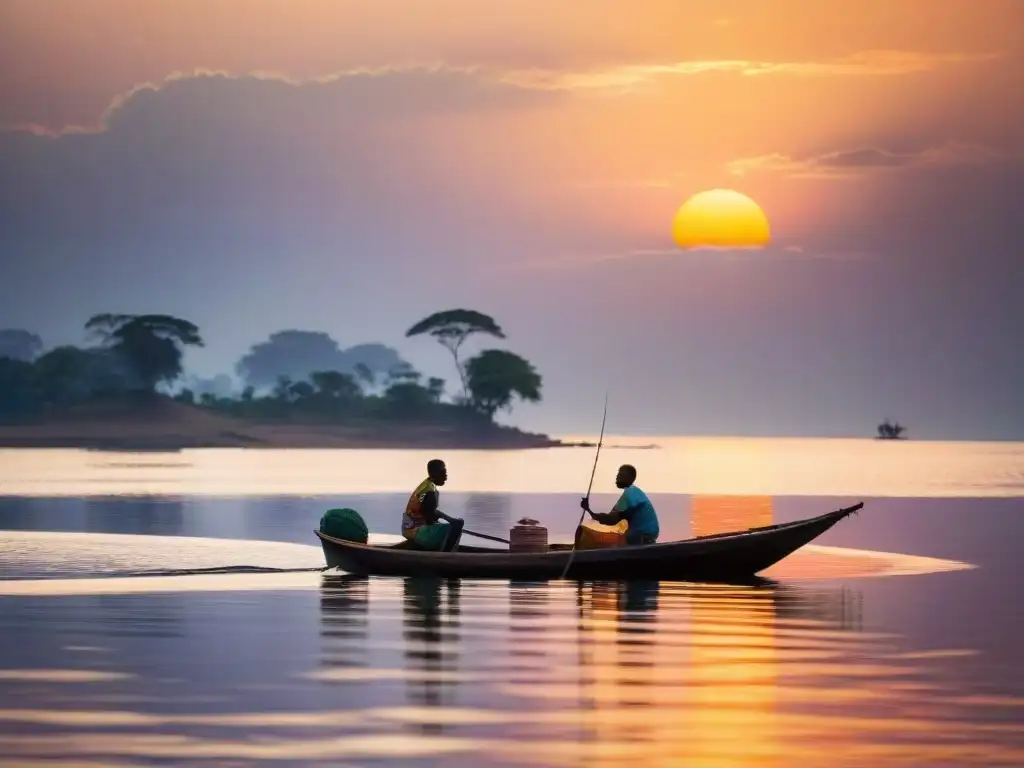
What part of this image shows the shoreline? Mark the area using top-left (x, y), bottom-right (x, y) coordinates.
top-left (0, 398), bottom-right (582, 452)
top-left (0, 430), bottom-right (661, 452)
top-left (0, 400), bottom-right (663, 452)
top-left (0, 425), bottom-right (573, 452)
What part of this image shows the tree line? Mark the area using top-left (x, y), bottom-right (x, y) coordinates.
top-left (0, 309), bottom-right (542, 426)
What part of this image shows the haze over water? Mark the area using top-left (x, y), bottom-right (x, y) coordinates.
top-left (1, 438), bottom-right (1022, 766)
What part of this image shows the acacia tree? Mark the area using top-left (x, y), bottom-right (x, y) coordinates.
top-left (464, 349), bottom-right (542, 419)
top-left (406, 309), bottom-right (506, 400)
top-left (85, 314), bottom-right (203, 393)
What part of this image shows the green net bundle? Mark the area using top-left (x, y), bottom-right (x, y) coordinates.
top-left (319, 507), bottom-right (369, 543)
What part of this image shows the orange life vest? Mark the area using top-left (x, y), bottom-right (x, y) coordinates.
top-left (402, 477), bottom-right (437, 537)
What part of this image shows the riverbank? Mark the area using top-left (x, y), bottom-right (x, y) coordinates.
top-left (0, 399), bottom-right (567, 451)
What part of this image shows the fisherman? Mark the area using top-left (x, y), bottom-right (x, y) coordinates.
top-left (401, 458), bottom-right (464, 552)
top-left (579, 464), bottom-right (660, 546)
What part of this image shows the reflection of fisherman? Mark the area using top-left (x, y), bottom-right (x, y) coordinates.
top-left (402, 577), bottom-right (461, 733)
top-left (401, 459), bottom-right (464, 551)
top-left (579, 464), bottom-right (660, 546)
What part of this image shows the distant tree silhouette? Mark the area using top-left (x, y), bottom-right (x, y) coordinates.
top-left (464, 349), bottom-right (542, 419)
top-left (426, 377), bottom-right (445, 403)
top-left (0, 357), bottom-right (37, 418)
top-left (85, 314), bottom-right (203, 393)
top-left (353, 362), bottom-right (376, 392)
top-left (406, 309), bottom-right (505, 399)
top-left (1, 309), bottom-right (547, 443)
top-left (310, 370), bottom-right (362, 400)
top-left (236, 330), bottom-right (404, 390)
top-left (0, 329), bottom-right (43, 362)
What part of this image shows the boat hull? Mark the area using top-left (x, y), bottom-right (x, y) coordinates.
top-left (315, 503), bottom-right (863, 581)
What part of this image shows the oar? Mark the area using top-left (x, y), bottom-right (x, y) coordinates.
top-left (560, 392), bottom-right (609, 579)
top-left (461, 528), bottom-right (510, 545)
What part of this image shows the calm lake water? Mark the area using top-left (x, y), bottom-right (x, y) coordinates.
top-left (1, 438), bottom-right (1022, 766)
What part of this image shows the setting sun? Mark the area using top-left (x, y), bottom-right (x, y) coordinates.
top-left (672, 189), bottom-right (771, 250)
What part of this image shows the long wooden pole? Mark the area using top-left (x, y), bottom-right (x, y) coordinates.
top-left (559, 392), bottom-right (608, 580)
top-left (461, 528), bottom-right (510, 545)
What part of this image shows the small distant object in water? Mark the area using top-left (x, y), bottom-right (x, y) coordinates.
top-left (877, 418), bottom-right (907, 440)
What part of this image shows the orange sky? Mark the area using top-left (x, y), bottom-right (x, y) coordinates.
top-left (2, 0), bottom-right (1023, 437)
top-left (4, 0), bottom-right (1019, 251)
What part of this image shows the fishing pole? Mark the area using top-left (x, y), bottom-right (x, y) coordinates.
top-left (560, 391), bottom-right (608, 580)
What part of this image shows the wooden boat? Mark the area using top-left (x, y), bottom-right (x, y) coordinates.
top-left (314, 502), bottom-right (864, 582)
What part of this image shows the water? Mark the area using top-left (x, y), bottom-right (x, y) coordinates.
top-left (1, 439), bottom-right (1022, 766)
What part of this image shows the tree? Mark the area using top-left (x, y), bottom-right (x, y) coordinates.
top-left (32, 346), bottom-right (96, 405)
top-left (236, 331), bottom-right (406, 390)
top-left (184, 373), bottom-right (235, 399)
top-left (464, 349), bottom-right (542, 419)
top-left (353, 363), bottom-right (375, 392)
top-left (85, 314), bottom-right (203, 393)
top-left (339, 343), bottom-right (405, 378)
top-left (237, 331), bottom-right (344, 390)
top-left (426, 377), bottom-right (445, 403)
top-left (287, 380), bottom-right (316, 401)
top-left (387, 361), bottom-right (421, 385)
top-left (272, 376), bottom-right (294, 401)
top-left (310, 370), bottom-right (362, 400)
top-left (405, 309), bottom-right (505, 398)
top-left (384, 381), bottom-right (436, 417)
top-left (0, 357), bottom-right (37, 419)
top-left (0, 329), bottom-right (43, 362)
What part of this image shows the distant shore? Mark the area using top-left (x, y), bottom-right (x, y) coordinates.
top-left (0, 399), bottom-right (582, 451)
top-left (0, 422), bottom-right (664, 454)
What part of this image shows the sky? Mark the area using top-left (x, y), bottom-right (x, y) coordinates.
top-left (1, 0), bottom-right (1022, 439)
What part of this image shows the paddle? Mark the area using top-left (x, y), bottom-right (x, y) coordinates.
top-left (435, 509), bottom-right (511, 546)
top-left (461, 528), bottom-right (510, 545)
top-left (559, 392), bottom-right (609, 579)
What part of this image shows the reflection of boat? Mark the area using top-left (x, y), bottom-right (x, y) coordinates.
top-left (314, 503), bottom-right (864, 581)
top-left (876, 418), bottom-right (907, 440)
top-left (318, 574), bottom-right (370, 670)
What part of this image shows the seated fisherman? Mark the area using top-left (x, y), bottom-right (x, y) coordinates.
top-left (580, 464), bottom-right (660, 546)
top-left (401, 458), bottom-right (464, 552)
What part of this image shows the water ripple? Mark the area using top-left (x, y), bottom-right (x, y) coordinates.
top-left (0, 575), bottom-right (1018, 766)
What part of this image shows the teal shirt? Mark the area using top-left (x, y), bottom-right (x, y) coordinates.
top-left (614, 485), bottom-right (659, 537)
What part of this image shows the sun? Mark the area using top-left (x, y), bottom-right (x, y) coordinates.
top-left (672, 189), bottom-right (771, 250)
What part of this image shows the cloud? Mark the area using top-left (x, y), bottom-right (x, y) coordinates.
top-left (727, 141), bottom-right (1010, 179)
top-left (504, 50), bottom-right (997, 92)
top-left (497, 241), bottom-right (873, 272)
top-left (0, 63), bottom-right (576, 337)
top-left (2, 48), bottom-right (996, 135)
top-left (0, 66), bottom-right (561, 229)
top-left (9, 65), bottom-right (557, 136)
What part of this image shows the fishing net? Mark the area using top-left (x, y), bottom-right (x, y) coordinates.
top-left (319, 507), bottom-right (369, 544)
